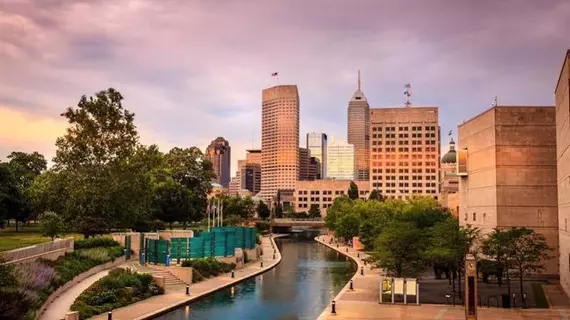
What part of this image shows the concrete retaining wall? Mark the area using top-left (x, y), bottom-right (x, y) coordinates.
top-left (1, 237), bottom-right (74, 265)
top-left (36, 256), bottom-right (126, 320)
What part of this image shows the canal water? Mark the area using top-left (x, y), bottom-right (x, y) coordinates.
top-left (155, 233), bottom-right (356, 320)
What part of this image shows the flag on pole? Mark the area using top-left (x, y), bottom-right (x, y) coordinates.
top-left (448, 130), bottom-right (452, 136)
top-left (271, 72), bottom-right (278, 77)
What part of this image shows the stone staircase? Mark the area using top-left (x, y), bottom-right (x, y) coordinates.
top-left (125, 261), bottom-right (186, 287)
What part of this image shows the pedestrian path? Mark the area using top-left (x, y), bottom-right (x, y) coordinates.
top-left (39, 269), bottom-right (113, 320)
top-left (91, 235), bottom-right (283, 320)
top-left (314, 235), bottom-right (570, 320)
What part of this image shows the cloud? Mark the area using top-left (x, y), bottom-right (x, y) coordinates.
top-left (1, 0), bottom-right (568, 174)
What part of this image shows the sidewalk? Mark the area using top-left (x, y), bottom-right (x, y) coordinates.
top-left (314, 234), bottom-right (570, 320)
top-left (92, 235), bottom-right (283, 320)
top-left (40, 269), bottom-right (113, 320)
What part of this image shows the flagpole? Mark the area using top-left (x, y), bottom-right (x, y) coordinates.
top-left (207, 199), bottom-right (210, 232)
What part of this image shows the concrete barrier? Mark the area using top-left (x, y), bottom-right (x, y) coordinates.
top-left (1, 237), bottom-right (74, 265)
top-left (36, 256), bottom-right (126, 319)
top-left (65, 311), bottom-right (79, 320)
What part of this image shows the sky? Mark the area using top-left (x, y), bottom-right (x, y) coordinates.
top-left (1, 0), bottom-right (569, 174)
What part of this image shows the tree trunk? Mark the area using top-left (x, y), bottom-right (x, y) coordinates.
top-left (457, 269), bottom-right (462, 298)
top-left (506, 269), bottom-right (511, 297)
top-left (15, 220), bottom-right (19, 232)
top-left (519, 266), bottom-right (524, 303)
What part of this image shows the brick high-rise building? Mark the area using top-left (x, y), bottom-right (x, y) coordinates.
top-left (299, 147), bottom-right (312, 181)
top-left (347, 71), bottom-right (370, 181)
top-left (307, 132), bottom-right (327, 178)
top-left (556, 50), bottom-right (570, 294)
top-left (369, 106), bottom-right (440, 199)
top-left (458, 105), bottom-right (559, 276)
top-left (205, 137), bottom-right (231, 188)
top-left (260, 85), bottom-right (300, 203)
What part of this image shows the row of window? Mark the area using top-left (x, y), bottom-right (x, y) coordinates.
top-left (373, 126), bottom-right (437, 132)
top-left (371, 161), bottom-right (438, 167)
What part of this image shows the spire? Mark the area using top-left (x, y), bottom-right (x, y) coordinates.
top-left (358, 70), bottom-right (361, 91)
top-left (350, 70), bottom-right (367, 102)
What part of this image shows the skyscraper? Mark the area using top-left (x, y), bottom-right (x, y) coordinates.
top-left (260, 85), bottom-right (300, 203)
top-left (205, 137), bottom-right (231, 188)
top-left (327, 139), bottom-right (355, 180)
top-left (369, 106), bottom-right (440, 199)
top-left (299, 148), bottom-right (311, 181)
top-left (347, 71), bottom-right (370, 181)
top-left (306, 132), bottom-right (327, 179)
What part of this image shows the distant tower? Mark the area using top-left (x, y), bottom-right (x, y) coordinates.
top-left (492, 96), bottom-right (498, 107)
top-left (347, 70), bottom-right (370, 181)
top-left (404, 83), bottom-right (412, 108)
top-left (205, 137), bottom-right (231, 188)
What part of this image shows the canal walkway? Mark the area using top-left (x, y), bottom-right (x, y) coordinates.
top-left (314, 234), bottom-right (570, 320)
top-left (92, 235), bottom-right (283, 320)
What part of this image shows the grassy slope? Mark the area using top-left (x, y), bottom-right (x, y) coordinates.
top-left (0, 224), bottom-right (83, 252)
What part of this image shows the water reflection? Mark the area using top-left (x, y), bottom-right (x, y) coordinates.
top-left (156, 235), bottom-right (355, 320)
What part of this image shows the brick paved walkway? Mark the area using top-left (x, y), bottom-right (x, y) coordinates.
top-left (91, 235), bottom-right (283, 320)
top-left (315, 235), bottom-right (570, 320)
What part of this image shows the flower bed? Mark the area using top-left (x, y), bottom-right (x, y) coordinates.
top-left (0, 239), bottom-right (124, 320)
top-left (181, 258), bottom-right (236, 283)
top-left (70, 268), bottom-right (164, 319)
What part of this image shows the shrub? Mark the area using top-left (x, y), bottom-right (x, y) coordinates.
top-left (74, 237), bottom-right (120, 250)
top-left (192, 270), bottom-right (204, 283)
top-left (181, 258), bottom-right (234, 281)
top-left (255, 221), bottom-right (270, 232)
top-left (71, 268), bottom-right (163, 319)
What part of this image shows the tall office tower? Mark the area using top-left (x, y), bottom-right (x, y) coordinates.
top-left (458, 105), bottom-right (558, 276)
top-left (347, 71), bottom-right (370, 181)
top-left (309, 157), bottom-right (321, 180)
top-left (260, 85), bottom-right (300, 203)
top-left (306, 132), bottom-right (328, 178)
top-left (556, 50), bottom-right (570, 295)
top-left (299, 148), bottom-right (312, 181)
top-left (242, 149), bottom-right (262, 195)
top-left (327, 139), bottom-right (355, 180)
top-left (369, 106), bottom-right (440, 199)
top-left (205, 137), bottom-right (231, 188)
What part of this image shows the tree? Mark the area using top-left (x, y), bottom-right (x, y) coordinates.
top-left (0, 163), bottom-right (28, 231)
top-left (373, 220), bottom-right (428, 278)
top-left (308, 204), bottom-right (321, 218)
top-left (6, 151), bottom-right (47, 189)
top-left (324, 196), bottom-right (351, 230)
top-left (368, 189), bottom-right (383, 201)
top-left (428, 218), bottom-right (479, 296)
top-left (482, 228), bottom-right (512, 292)
top-left (152, 179), bottom-right (192, 229)
top-left (40, 211), bottom-right (64, 240)
top-left (348, 181), bottom-right (359, 200)
top-left (335, 213), bottom-right (360, 242)
top-left (504, 227), bottom-right (552, 299)
top-left (257, 201), bottom-right (270, 219)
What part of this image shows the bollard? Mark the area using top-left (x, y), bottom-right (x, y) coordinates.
top-left (350, 279), bottom-right (354, 290)
top-left (331, 300), bottom-right (336, 314)
top-left (336, 244), bottom-right (339, 248)
top-left (446, 294), bottom-right (451, 305)
top-left (357, 252), bottom-right (360, 258)
top-left (512, 293), bottom-right (516, 308)
top-left (108, 311), bottom-right (112, 320)
top-left (360, 266), bottom-right (364, 276)
top-left (274, 248), bottom-right (276, 254)
top-left (261, 261), bottom-right (264, 267)
top-left (186, 285), bottom-right (190, 295)
top-left (231, 270), bottom-right (235, 278)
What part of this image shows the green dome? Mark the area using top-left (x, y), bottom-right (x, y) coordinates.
top-left (442, 139), bottom-right (457, 164)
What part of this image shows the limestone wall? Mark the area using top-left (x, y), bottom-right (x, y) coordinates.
top-left (1, 237), bottom-right (74, 264)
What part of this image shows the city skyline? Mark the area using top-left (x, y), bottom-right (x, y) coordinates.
top-left (1, 0), bottom-right (569, 175)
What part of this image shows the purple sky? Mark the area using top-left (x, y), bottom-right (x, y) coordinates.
top-left (1, 0), bottom-right (568, 173)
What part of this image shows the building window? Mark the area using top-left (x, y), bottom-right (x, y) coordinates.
top-left (473, 212), bottom-right (476, 221)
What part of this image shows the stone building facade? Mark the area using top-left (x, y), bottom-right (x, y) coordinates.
top-left (556, 50), bottom-right (570, 294)
top-left (294, 180), bottom-right (370, 216)
top-left (369, 106), bottom-right (440, 200)
top-left (458, 106), bottom-right (559, 275)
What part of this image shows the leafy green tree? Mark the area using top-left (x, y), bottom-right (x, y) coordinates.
top-left (0, 163), bottom-right (28, 231)
top-left (347, 181), bottom-right (359, 200)
top-left (152, 179), bottom-right (192, 229)
top-left (324, 195), bottom-right (352, 230)
top-left (335, 213), bottom-right (360, 241)
top-left (482, 228), bottom-right (512, 292)
top-left (398, 196), bottom-right (449, 229)
top-left (373, 220), bottom-right (428, 278)
top-left (40, 211), bottom-right (65, 240)
top-left (357, 201), bottom-right (394, 250)
top-left (6, 151), bottom-right (47, 189)
top-left (257, 201), bottom-right (270, 219)
top-left (368, 189), bottom-right (383, 201)
top-left (504, 227), bottom-right (552, 299)
top-left (428, 218), bottom-right (479, 295)
top-left (308, 204), bottom-right (321, 218)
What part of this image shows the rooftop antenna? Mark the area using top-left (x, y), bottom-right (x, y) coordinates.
top-left (404, 83), bottom-right (412, 108)
top-left (358, 70), bottom-right (361, 91)
top-left (492, 96), bottom-right (498, 107)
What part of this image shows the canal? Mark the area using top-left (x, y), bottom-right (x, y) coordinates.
top-left (155, 233), bottom-right (356, 320)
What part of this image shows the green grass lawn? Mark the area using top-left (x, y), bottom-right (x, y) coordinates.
top-left (0, 224), bottom-right (83, 252)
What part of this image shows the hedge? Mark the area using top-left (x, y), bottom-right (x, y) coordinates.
top-left (74, 237), bottom-right (120, 250)
top-left (181, 258), bottom-right (236, 282)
